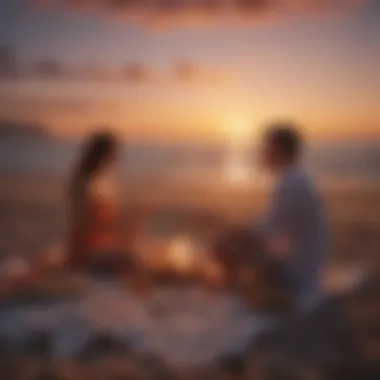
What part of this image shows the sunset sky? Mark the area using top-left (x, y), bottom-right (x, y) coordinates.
top-left (0, 0), bottom-right (379, 142)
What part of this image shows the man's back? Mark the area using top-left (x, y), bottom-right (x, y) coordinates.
top-left (264, 167), bottom-right (329, 314)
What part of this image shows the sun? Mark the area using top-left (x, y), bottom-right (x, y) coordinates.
top-left (226, 118), bottom-right (250, 145)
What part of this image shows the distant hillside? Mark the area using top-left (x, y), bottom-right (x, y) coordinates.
top-left (0, 120), bottom-right (51, 140)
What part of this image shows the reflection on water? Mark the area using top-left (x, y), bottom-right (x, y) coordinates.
top-left (0, 138), bottom-right (378, 185)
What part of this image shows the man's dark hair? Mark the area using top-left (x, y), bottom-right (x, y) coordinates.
top-left (265, 121), bottom-right (303, 161)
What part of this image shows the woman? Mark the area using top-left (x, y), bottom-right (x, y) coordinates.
top-left (67, 131), bottom-right (129, 273)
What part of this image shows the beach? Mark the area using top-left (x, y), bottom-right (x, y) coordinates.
top-left (0, 175), bottom-right (379, 378)
top-left (1, 0), bottom-right (379, 376)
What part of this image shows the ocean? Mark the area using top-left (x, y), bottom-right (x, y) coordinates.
top-left (0, 137), bottom-right (378, 185)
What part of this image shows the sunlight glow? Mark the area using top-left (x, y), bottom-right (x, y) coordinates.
top-left (225, 150), bottom-right (250, 184)
top-left (168, 236), bottom-right (195, 273)
top-left (224, 119), bottom-right (251, 184)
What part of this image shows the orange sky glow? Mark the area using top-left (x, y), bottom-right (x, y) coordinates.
top-left (0, 0), bottom-right (379, 143)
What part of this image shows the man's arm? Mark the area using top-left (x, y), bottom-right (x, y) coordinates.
top-left (261, 182), bottom-right (302, 260)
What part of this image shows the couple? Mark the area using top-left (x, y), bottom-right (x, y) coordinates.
top-left (67, 121), bottom-right (328, 316)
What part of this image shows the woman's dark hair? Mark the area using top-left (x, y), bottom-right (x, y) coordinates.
top-left (70, 131), bottom-right (117, 197)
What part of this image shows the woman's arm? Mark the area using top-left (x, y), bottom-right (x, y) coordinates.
top-left (67, 189), bottom-right (94, 269)
top-left (120, 205), bottom-right (155, 251)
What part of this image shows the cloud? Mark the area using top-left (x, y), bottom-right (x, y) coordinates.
top-left (75, 63), bottom-right (116, 81)
top-left (122, 62), bottom-right (154, 82)
top-left (174, 61), bottom-right (198, 82)
top-left (0, 95), bottom-right (126, 136)
top-left (0, 96), bottom-right (104, 116)
top-left (0, 51), bottom-right (156, 83)
top-left (0, 45), bottom-right (17, 78)
top-left (173, 61), bottom-right (230, 85)
top-left (33, 58), bottom-right (68, 78)
top-left (0, 46), bottom-right (227, 85)
top-left (33, 0), bottom-right (367, 28)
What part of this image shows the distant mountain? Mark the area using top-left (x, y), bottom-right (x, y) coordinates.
top-left (0, 120), bottom-right (51, 140)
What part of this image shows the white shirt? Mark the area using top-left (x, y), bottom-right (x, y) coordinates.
top-left (261, 166), bottom-right (329, 315)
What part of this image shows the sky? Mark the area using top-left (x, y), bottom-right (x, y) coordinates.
top-left (0, 0), bottom-right (379, 142)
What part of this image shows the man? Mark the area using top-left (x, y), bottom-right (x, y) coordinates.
top-left (258, 122), bottom-right (329, 315)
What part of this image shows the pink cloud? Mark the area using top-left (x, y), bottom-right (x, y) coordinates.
top-left (32, 0), bottom-right (367, 28)
top-left (173, 61), bottom-right (230, 85)
top-left (122, 62), bottom-right (154, 82)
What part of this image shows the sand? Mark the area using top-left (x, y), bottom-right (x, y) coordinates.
top-left (0, 176), bottom-right (379, 379)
